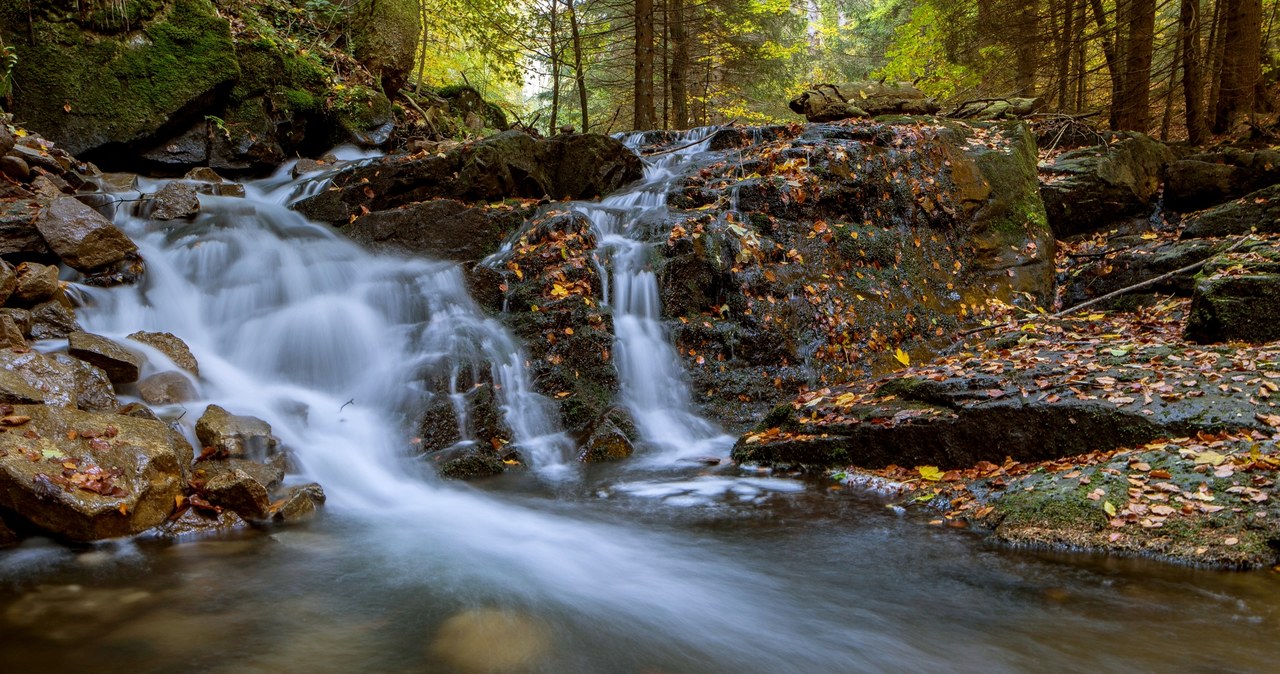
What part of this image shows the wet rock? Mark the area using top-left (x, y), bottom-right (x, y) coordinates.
top-left (418, 377), bottom-right (510, 454)
top-left (435, 446), bottom-right (507, 480)
top-left (148, 182), bottom-right (201, 220)
top-left (0, 348), bottom-right (117, 411)
top-left (1178, 184), bottom-right (1280, 239)
top-left (0, 405), bottom-right (186, 541)
top-left (0, 314), bottom-right (26, 349)
top-left (137, 371), bottom-right (198, 405)
top-left (0, 198), bottom-right (52, 257)
top-left (0, 513), bottom-right (16, 547)
top-left (29, 300), bottom-right (81, 340)
top-left (153, 507), bottom-right (246, 538)
top-left (33, 196), bottom-right (138, 272)
top-left (1039, 133), bottom-right (1173, 238)
top-left (12, 262), bottom-right (61, 305)
top-left (0, 261), bottom-right (16, 305)
top-left (195, 466), bottom-right (271, 520)
top-left (127, 331), bottom-right (200, 375)
top-left (1164, 148), bottom-right (1280, 212)
top-left (1185, 245), bottom-right (1280, 344)
top-left (271, 483), bottom-right (326, 522)
top-left (291, 158), bottom-right (326, 178)
top-left (0, 368), bottom-right (43, 404)
top-left (180, 168), bottom-right (246, 198)
top-left (68, 331), bottom-right (143, 384)
top-left (345, 199), bottom-right (531, 262)
top-left (195, 404), bottom-right (280, 459)
top-left (578, 418), bottom-right (634, 463)
top-left (0, 155), bottom-right (31, 182)
top-left (294, 131), bottom-right (642, 223)
top-left (788, 82), bottom-right (939, 122)
top-left (1, 308), bottom-right (32, 338)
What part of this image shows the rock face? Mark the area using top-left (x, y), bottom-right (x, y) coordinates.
top-left (1164, 148), bottom-right (1280, 212)
top-left (1185, 243), bottom-right (1280, 344)
top-left (1038, 133), bottom-right (1173, 238)
top-left (0, 405), bottom-right (188, 541)
top-left (0, 0), bottom-right (240, 158)
top-left (1, 348), bottom-right (118, 412)
top-left (1060, 238), bottom-right (1228, 309)
top-left (294, 131), bottom-right (643, 224)
top-left (1178, 184), bottom-right (1280, 239)
top-left (343, 199), bottom-right (532, 262)
top-left (34, 197), bottom-right (138, 272)
top-left (788, 82), bottom-right (940, 122)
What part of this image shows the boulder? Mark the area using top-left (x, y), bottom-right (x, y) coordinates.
top-left (344, 199), bottom-right (531, 262)
top-left (29, 301), bottom-right (82, 340)
top-left (12, 262), bottom-right (61, 305)
top-left (1178, 184), bottom-right (1280, 239)
top-left (0, 198), bottom-right (52, 257)
top-left (33, 197), bottom-right (138, 272)
top-left (1060, 238), bottom-right (1228, 308)
top-left (271, 483), bottom-right (326, 522)
top-left (0, 309), bottom-right (32, 338)
top-left (148, 182), bottom-right (201, 220)
top-left (0, 261), bottom-right (17, 305)
top-left (0, 404), bottom-right (187, 541)
top-left (0, 348), bottom-right (118, 411)
top-left (0, 314), bottom-right (25, 349)
top-left (294, 131), bottom-right (642, 223)
top-left (349, 0), bottom-right (420, 93)
top-left (68, 332), bottom-right (143, 384)
top-left (1164, 148), bottom-right (1280, 212)
top-left (578, 419), bottom-right (634, 463)
top-left (127, 331), bottom-right (200, 375)
top-left (1039, 133), bottom-right (1173, 238)
top-left (137, 371), bottom-right (198, 405)
top-left (0, 155), bottom-right (30, 182)
top-left (788, 82), bottom-right (940, 122)
top-left (1185, 244), bottom-right (1280, 344)
top-left (0, 0), bottom-right (240, 157)
top-left (194, 404), bottom-right (279, 459)
top-left (194, 466), bottom-right (271, 520)
top-left (0, 368), bottom-right (43, 404)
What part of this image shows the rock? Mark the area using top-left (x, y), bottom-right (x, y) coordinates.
top-left (139, 124), bottom-right (209, 169)
top-left (148, 182), bottom-right (201, 220)
top-left (0, 513), bottom-right (16, 547)
top-left (1178, 184), bottom-right (1280, 239)
top-left (0, 122), bottom-right (12, 157)
top-left (0, 155), bottom-right (31, 182)
top-left (13, 262), bottom-right (61, 305)
top-left (294, 131), bottom-right (641, 223)
top-left (0, 348), bottom-right (117, 411)
top-left (1164, 148), bottom-right (1280, 212)
top-left (153, 507), bottom-right (246, 538)
top-left (195, 404), bottom-right (279, 459)
top-left (0, 368), bottom-right (43, 404)
top-left (271, 483), bottom-right (326, 522)
top-left (137, 371), bottom-right (198, 405)
top-left (344, 199), bottom-right (531, 262)
top-left (30, 301), bottom-right (81, 340)
top-left (349, 0), bottom-right (420, 92)
top-left (0, 314), bottom-right (25, 349)
top-left (1185, 245), bottom-right (1280, 344)
top-left (126, 331), bottom-right (200, 375)
top-left (437, 85), bottom-right (510, 131)
top-left (333, 86), bottom-right (396, 146)
top-left (735, 321), bottom-right (1271, 470)
top-left (418, 377), bottom-right (510, 454)
top-left (1060, 238), bottom-right (1228, 309)
top-left (0, 404), bottom-right (186, 541)
top-left (788, 82), bottom-right (940, 122)
top-left (429, 609), bottom-right (551, 674)
top-left (1039, 133), bottom-right (1173, 238)
top-left (98, 173), bottom-right (140, 193)
top-left (435, 446), bottom-right (507, 480)
top-left (2, 584), bottom-right (155, 641)
top-left (3, 0), bottom-right (240, 157)
top-left (951, 97), bottom-right (1044, 120)
top-left (291, 158), bottom-right (327, 178)
top-left (0, 198), bottom-right (52, 257)
top-left (68, 332), bottom-right (143, 384)
top-left (0, 261), bottom-right (16, 305)
top-left (578, 419), bottom-right (634, 463)
top-left (34, 197), bottom-right (138, 272)
top-left (0, 309), bottom-right (32, 338)
top-left (195, 466), bottom-right (271, 520)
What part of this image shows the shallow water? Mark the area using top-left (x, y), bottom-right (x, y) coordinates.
top-left (2, 138), bottom-right (1279, 672)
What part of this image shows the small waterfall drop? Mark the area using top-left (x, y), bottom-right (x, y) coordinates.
top-left (573, 129), bottom-right (734, 463)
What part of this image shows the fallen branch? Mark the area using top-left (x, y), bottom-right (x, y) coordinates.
top-left (955, 234), bottom-right (1255, 339)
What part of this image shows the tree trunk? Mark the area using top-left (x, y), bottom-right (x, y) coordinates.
top-left (567, 0), bottom-right (589, 132)
top-left (1206, 0), bottom-right (1227, 117)
top-left (1213, 0), bottom-right (1263, 132)
top-left (1088, 0), bottom-right (1123, 127)
top-left (1181, 0), bottom-right (1207, 143)
top-left (549, 0), bottom-right (561, 134)
top-left (1114, 0), bottom-right (1155, 131)
top-left (1015, 0), bottom-right (1040, 97)
top-left (1055, 0), bottom-right (1075, 111)
top-left (669, 0), bottom-right (688, 129)
top-left (633, 0), bottom-right (656, 130)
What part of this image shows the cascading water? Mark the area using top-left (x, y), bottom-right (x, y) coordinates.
top-left (572, 129), bottom-right (734, 463)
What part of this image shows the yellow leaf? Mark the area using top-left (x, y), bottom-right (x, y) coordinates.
top-left (894, 347), bottom-right (910, 366)
top-left (918, 465), bottom-right (944, 481)
top-left (1086, 313), bottom-right (1106, 321)
top-left (1103, 500), bottom-right (1117, 517)
top-left (1194, 450), bottom-right (1226, 466)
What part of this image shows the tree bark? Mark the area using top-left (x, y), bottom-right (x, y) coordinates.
top-left (567, 0), bottom-right (589, 132)
top-left (1088, 0), bottom-right (1123, 127)
top-left (549, 0), bottom-right (561, 134)
top-left (633, 0), bottom-right (656, 130)
top-left (1114, 0), bottom-right (1155, 131)
top-left (1015, 0), bottom-right (1040, 97)
top-left (1213, 0), bottom-right (1263, 132)
top-left (1181, 0), bottom-right (1208, 143)
top-left (669, 0), bottom-right (688, 129)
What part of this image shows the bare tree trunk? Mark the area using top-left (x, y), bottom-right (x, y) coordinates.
top-left (669, 0), bottom-right (688, 128)
top-left (549, 0), bottom-right (561, 134)
top-left (567, 0), bottom-right (589, 131)
top-left (1089, 0), bottom-right (1123, 127)
top-left (1055, 0), bottom-right (1075, 110)
top-left (1206, 0), bottom-right (1227, 117)
top-left (633, 0), bottom-right (656, 130)
top-left (1213, 0), bottom-right (1263, 132)
top-left (1015, 0), bottom-right (1040, 97)
top-left (1114, 0), bottom-right (1155, 131)
top-left (1160, 21), bottom-right (1183, 139)
top-left (1074, 0), bottom-right (1087, 110)
top-left (661, 0), bottom-right (669, 129)
top-left (1181, 0), bottom-right (1208, 143)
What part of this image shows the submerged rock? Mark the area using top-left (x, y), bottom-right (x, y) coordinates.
top-left (137, 371), bottom-right (198, 405)
top-left (0, 405), bottom-right (188, 541)
top-left (429, 608), bottom-right (552, 674)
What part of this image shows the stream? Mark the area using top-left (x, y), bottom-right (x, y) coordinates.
top-left (1, 138), bottom-right (1278, 673)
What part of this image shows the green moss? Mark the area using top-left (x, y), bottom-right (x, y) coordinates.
top-left (970, 122), bottom-right (1048, 236)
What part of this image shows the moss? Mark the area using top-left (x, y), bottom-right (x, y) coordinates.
top-left (6, 0), bottom-right (240, 155)
top-left (348, 0), bottom-right (419, 90)
top-left (969, 122), bottom-right (1048, 236)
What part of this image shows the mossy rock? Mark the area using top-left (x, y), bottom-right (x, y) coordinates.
top-left (1, 0), bottom-right (240, 156)
top-left (349, 0), bottom-right (420, 93)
